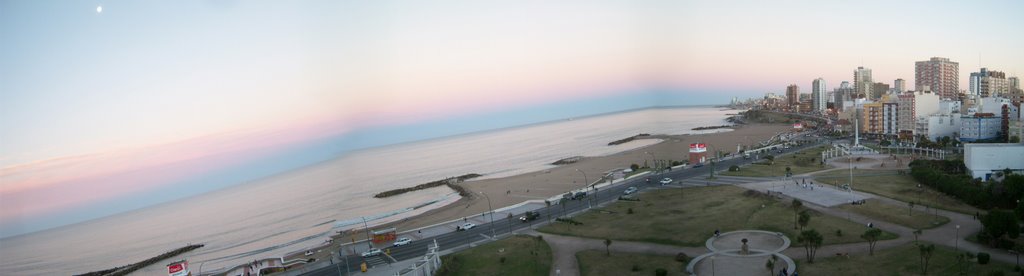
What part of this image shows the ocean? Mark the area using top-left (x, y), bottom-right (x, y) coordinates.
top-left (0, 106), bottom-right (735, 275)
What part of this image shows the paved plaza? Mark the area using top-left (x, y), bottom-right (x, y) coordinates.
top-left (688, 230), bottom-right (795, 276)
top-left (737, 179), bottom-right (872, 207)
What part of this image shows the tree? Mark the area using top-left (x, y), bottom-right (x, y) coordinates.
top-left (798, 210), bottom-right (811, 232)
top-left (604, 239), bottom-right (612, 256)
top-left (798, 229), bottom-right (823, 263)
top-left (1011, 136), bottom-right (1021, 143)
top-left (919, 243), bottom-right (935, 275)
top-left (861, 228), bottom-right (882, 256)
top-left (909, 201), bottom-right (916, 216)
top-left (765, 258), bottom-right (775, 276)
top-left (792, 199), bottom-right (803, 229)
top-left (913, 229), bottom-right (923, 244)
top-left (765, 155), bottom-right (775, 165)
top-left (982, 210), bottom-right (1021, 246)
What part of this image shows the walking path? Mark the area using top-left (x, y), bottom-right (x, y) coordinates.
top-left (527, 163), bottom-right (1015, 276)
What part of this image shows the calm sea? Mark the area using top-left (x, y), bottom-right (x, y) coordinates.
top-left (0, 106), bottom-right (734, 275)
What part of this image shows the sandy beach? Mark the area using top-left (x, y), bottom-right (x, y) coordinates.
top-left (316, 122), bottom-right (791, 255)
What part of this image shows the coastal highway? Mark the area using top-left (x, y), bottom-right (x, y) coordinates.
top-left (307, 132), bottom-right (827, 275)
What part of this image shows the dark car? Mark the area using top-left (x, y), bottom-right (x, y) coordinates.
top-left (570, 191), bottom-right (587, 200)
top-left (519, 211), bottom-right (540, 222)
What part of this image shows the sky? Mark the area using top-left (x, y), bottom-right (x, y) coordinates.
top-left (1, 0), bottom-right (1023, 237)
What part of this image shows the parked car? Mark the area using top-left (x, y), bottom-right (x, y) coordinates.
top-left (304, 250), bottom-right (314, 256)
top-left (393, 237), bottom-right (412, 247)
top-left (659, 178), bottom-right (673, 185)
top-left (457, 222), bottom-right (476, 231)
top-left (571, 191), bottom-right (587, 200)
top-left (361, 248), bottom-right (383, 257)
top-left (520, 211), bottom-right (540, 222)
top-left (693, 163), bottom-right (704, 168)
top-left (623, 186), bottom-right (638, 195)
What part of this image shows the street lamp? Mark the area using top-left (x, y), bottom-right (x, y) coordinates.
top-left (710, 255), bottom-right (716, 276)
top-left (479, 192), bottom-right (496, 238)
top-left (645, 151), bottom-right (657, 173)
top-left (955, 225), bottom-right (960, 250)
top-left (575, 169), bottom-right (591, 209)
top-left (1010, 250), bottom-right (1020, 268)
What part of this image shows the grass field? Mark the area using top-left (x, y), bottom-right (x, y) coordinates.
top-left (722, 146), bottom-right (830, 177)
top-left (576, 250), bottom-right (686, 276)
top-left (538, 185), bottom-right (896, 247)
top-left (798, 243), bottom-right (1018, 275)
top-left (838, 199), bottom-right (950, 230)
top-left (812, 170), bottom-right (980, 215)
top-left (436, 235), bottom-right (552, 276)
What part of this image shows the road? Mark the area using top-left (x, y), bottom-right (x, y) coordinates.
top-left (306, 131), bottom-right (826, 276)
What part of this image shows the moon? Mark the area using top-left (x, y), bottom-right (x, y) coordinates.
top-left (96, 5), bottom-right (102, 13)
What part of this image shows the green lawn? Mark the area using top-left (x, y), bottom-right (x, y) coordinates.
top-left (436, 235), bottom-right (552, 276)
top-left (576, 250), bottom-right (686, 276)
top-left (722, 146), bottom-right (830, 177)
top-left (538, 185), bottom-right (896, 247)
top-left (812, 170), bottom-right (980, 215)
top-left (798, 243), bottom-right (1018, 275)
top-left (838, 199), bottom-right (950, 230)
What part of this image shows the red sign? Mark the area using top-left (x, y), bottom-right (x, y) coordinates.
top-left (168, 264), bottom-right (183, 274)
top-left (689, 143), bottom-right (706, 149)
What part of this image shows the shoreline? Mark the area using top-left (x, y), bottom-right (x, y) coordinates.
top-left (285, 122), bottom-right (792, 265)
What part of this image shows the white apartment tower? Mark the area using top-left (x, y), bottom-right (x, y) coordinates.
top-left (812, 78), bottom-right (827, 112)
top-left (894, 79), bottom-right (906, 93)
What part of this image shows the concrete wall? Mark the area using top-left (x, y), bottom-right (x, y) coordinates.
top-left (964, 144), bottom-right (1024, 180)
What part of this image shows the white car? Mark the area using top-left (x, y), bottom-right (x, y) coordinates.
top-left (361, 248), bottom-right (383, 257)
top-left (659, 178), bottom-right (673, 185)
top-left (458, 223), bottom-right (476, 231)
top-left (393, 237), bottom-right (412, 247)
top-left (623, 186), bottom-right (638, 195)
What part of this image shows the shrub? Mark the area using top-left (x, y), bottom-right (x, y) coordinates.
top-left (655, 268), bottom-right (668, 276)
top-left (729, 165), bottom-right (740, 172)
top-left (627, 208), bottom-right (634, 214)
top-left (499, 257), bottom-right (506, 264)
top-left (632, 264), bottom-right (641, 271)
top-left (674, 252), bottom-right (689, 263)
top-left (630, 164), bottom-right (640, 171)
top-left (835, 229), bottom-right (843, 237)
top-left (986, 270), bottom-right (1004, 276)
top-left (978, 252), bottom-right (991, 264)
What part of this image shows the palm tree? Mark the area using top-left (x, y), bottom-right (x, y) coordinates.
top-left (798, 210), bottom-right (811, 232)
top-left (604, 239), bottom-right (612, 256)
top-left (919, 243), bottom-right (935, 275)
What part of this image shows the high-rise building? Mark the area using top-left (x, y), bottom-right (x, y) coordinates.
top-left (786, 84), bottom-right (799, 109)
top-left (975, 68), bottom-right (1010, 98)
top-left (871, 82), bottom-right (890, 100)
top-left (894, 79), bottom-right (906, 93)
top-left (970, 70), bottom-right (983, 95)
top-left (915, 57), bottom-right (959, 100)
top-left (854, 67), bottom-right (872, 99)
top-left (812, 78), bottom-right (826, 112)
top-left (833, 81), bottom-right (853, 111)
top-left (1010, 76), bottom-right (1020, 91)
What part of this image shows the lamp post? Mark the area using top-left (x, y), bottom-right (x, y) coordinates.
top-left (480, 192), bottom-right (495, 238)
top-left (955, 225), bottom-right (960, 250)
top-left (645, 151), bottom-right (657, 173)
top-left (361, 217), bottom-right (372, 250)
top-left (575, 169), bottom-right (591, 209)
top-left (1010, 250), bottom-right (1020, 268)
top-left (710, 255), bottom-right (716, 276)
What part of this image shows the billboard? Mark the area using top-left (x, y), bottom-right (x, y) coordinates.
top-left (689, 143), bottom-right (707, 153)
top-left (372, 228), bottom-right (397, 244)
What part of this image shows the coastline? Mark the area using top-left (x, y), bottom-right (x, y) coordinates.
top-left (293, 122), bottom-right (791, 263)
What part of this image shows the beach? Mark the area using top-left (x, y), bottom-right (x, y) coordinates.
top-left (312, 122), bottom-right (790, 259)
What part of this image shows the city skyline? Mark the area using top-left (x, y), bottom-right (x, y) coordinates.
top-left (2, 0), bottom-right (1024, 237)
